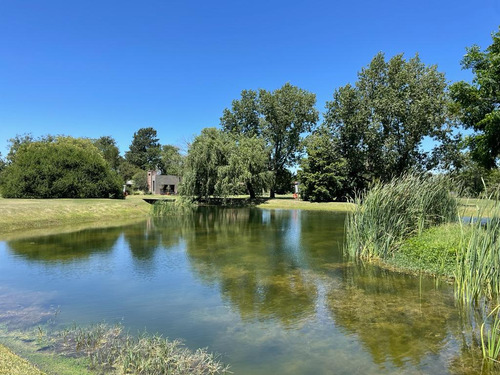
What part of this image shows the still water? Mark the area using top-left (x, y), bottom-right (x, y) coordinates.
top-left (0, 208), bottom-right (483, 374)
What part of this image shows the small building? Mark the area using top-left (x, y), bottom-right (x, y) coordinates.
top-left (147, 170), bottom-right (181, 195)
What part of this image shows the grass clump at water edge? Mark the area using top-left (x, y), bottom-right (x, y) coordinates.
top-left (151, 196), bottom-right (198, 216)
top-left (34, 322), bottom-right (230, 375)
top-left (344, 174), bottom-right (458, 260)
top-left (455, 199), bottom-right (500, 304)
top-left (481, 304), bottom-right (500, 365)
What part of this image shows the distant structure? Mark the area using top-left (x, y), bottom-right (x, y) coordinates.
top-left (147, 170), bottom-right (181, 195)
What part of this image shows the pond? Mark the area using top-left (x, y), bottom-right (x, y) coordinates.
top-left (0, 208), bottom-right (484, 374)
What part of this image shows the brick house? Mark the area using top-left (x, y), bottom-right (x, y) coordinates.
top-left (147, 170), bottom-right (181, 195)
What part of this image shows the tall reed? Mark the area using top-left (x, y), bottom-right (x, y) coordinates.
top-left (481, 304), bottom-right (500, 364)
top-left (345, 174), bottom-right (458, 259)
top-left (455, 199), bottom-right (500, 303)
top-left (151, 196), bottom-right (198, 216)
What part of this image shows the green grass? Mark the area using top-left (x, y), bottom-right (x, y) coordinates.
top-left (256, 196), bottom-right (354, 211)
top-left (459, 197), bottom-right (499, 218)
top-left (481, 304), bottom-right (500, 364)
top-left (455, 202), bottom-right (500, 304)
top-left (0, 343), bottom-right (46, 375)
top-left (388, 223), bottom-right (465, 277)
top-left (0, 195), bottom-right (153, 240)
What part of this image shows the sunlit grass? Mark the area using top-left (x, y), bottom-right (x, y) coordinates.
top-left (56, 323), bottom-right (229, 375)
top-left (0, 195), bottom-right (151, 240)
top-left (0, 343), bottom-right (46, 375)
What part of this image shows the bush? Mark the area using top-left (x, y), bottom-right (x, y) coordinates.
top-left (0, 137), bottom-right (123, 199)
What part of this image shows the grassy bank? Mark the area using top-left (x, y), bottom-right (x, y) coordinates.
top-left (257, 197), bottom-right (354, 211)
top-left (0, 343), bottom-right (46, 375)
top-left (0, 194), bottom-right (353, 240)
top-left (0, 195), bottom-right (153, 240)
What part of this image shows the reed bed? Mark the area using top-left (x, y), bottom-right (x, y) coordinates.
top-left (151, 196), bottom-right (198, 216)
top-left (455, 202), bottom-right (500, 303)
top-left (481, 304), bottom-right (500, 364)
top-left (344, 175), bottom-right (500, 363)
top-left (344, 174), bottom-right (458, 259)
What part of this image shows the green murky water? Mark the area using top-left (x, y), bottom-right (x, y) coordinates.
top-left (0, 208), bottom-right (488, 374)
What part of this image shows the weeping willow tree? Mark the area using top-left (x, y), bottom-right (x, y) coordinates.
top-left (181, 128), bottom-right (271, 200)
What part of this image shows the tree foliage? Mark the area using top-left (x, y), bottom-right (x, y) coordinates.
top-left (322, 52), bottom-right (448, 194)
top-left (217, 135), bottom-right (271, 198)
top-left (93, 136), bottom-right (121, 171)
top-left (125, 127), bottom-right (161, 170)
top-left (449, 27), bottom-right (500, 169)
top-left (159, 145), bottom-right (184, 176)
top-left (181, 128), bottom-right (232, 199)
top-left (117, 161), bottom-right (142, 183)
top-left (221, 82), bottom-right (319, 197)
top-left (0, 136), bottom-right (122, 198)
top-left (132, 170), bottom-right (149, 192)
top-left (298, 128), bottom-right (347, 202)
top-left (181, 128), bottom-right (270, 199)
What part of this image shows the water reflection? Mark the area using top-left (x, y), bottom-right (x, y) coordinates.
top-left (7, 227), bottom-right (121, 263)
top-left (181, 209), bottom-right (326, 326)
top-left (327, 264), bottom-right (456, 369)
top-left (2, 208), bottom-right (489, 374)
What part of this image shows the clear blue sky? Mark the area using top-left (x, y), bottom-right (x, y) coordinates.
top-left (1, 0), bottom-right (499, 156)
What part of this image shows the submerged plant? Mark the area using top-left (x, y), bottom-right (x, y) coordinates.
top-left (344, 174), bottom-right (458, 259)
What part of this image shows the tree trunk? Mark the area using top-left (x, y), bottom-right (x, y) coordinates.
top-left (247, 183), bottom-right (256, 199)
top-left (270, 188), bottom-right (275, 198)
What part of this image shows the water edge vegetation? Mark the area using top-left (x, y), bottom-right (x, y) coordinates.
top-left (344, 174), bottom-right (500, 366)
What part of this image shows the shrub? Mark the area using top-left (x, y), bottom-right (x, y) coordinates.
top-left (0, 137), bottom-right (122, 199)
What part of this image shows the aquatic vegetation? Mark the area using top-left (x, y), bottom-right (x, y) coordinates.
top-left (455, 200), bottom-right (500, 303)
top-left (481, 305), bottom-right (500, 364)
top-left (56, 323), bottom-right (229, 375)
top-left (344, 174), bottom-right (458, 259)
top-left (394, 223), bottom-right (465, 276)
top-left (151, 196), bottom-right (198, 216)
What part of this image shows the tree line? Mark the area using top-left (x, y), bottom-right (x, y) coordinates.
top-left (0, 27), bottom-right (498, 200)
top-left (0, 129), bottom-right (183, 198)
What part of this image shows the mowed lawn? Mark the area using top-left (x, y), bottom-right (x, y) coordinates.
top-left (0, 195), bottom-right (152, 240)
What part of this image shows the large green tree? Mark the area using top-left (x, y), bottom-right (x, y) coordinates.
top-left (221, 83), bottom-right (319, 197)
top-left (298, 128), bottom-right (347, 202)
top-left (323, 52), bottom-right (448, 193)
top-left (182, 128), bottom-right (269, 199)
top-left (93, 136), bottom-right (121, 171)
top-left (125, 127), bottom-right (161, 170)
top-left (449, 27), bottom-right (500, 169)
top-left (0, 136), bottom-right (122, 198)
top-left (159, 144), bottom-right (184, 176)
top-left (181, 128), bottom-right (233, 199)
top-left (217, 135), bottom-right (271, 198)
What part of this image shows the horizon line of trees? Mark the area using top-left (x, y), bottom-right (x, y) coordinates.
top-left (0, 26), bottom-right (499, 200)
